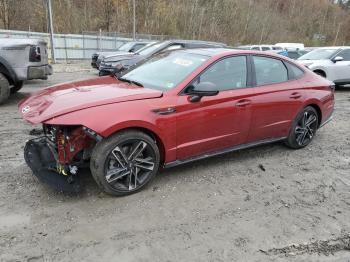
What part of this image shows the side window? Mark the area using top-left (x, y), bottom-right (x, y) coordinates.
top-left (253, 56), bottom-right (288, 85)
top-left (192, 56), bottom-right (247, 91)
top-left (251, 46), bottom-right (260, 50)
top-left (336, 49), bottom-right (350, 61)
top-left (285, 62), bottom-right (304, 79)
top-left (261, 46), bottom-right (270, 51)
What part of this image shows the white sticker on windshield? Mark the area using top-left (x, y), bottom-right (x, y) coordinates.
top-left (173, 58), bottom-right (193, 67)
top-left (166, 82), bottom-right (174, 88)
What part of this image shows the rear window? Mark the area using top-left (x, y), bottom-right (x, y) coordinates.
top-left (285, 62), bottom-right (304, 79)
top-left (253, 56), bottom-right (288, 85)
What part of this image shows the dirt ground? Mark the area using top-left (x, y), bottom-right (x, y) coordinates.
top-left (0, 64), bottom-right (350, 262)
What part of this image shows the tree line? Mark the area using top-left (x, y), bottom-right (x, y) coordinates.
top-left (0, 0), bottom-right (349, 46)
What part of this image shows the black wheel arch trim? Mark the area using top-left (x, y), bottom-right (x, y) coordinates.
top-left (0, 56), bottom-right (18, 83)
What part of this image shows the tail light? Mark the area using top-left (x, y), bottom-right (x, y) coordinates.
top-left (29, 46), bottom-right (41, 62)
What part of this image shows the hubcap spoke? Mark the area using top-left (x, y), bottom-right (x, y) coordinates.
top-left (128, 141), bottom-right (147, 161)
top-left (106, 167), bottom-right (130, 183)
top-left (296, 130), bottom-right (307, 145)
top-left (134, 157), bottom-right (155, 171)
top-left (295, 126), bottom-right (306, 135)
top-left (112, 146), bottom-right (129, 168)
top-left (306, 115), bottom-right (317, 127)
top-left (303, 112), bottom-right (308, 127)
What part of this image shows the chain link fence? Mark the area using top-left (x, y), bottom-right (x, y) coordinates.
top-left (0, 29), bottom-right (175, 61)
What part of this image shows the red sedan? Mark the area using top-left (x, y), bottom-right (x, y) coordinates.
top-left (19, 48), bottom-right (335, 196)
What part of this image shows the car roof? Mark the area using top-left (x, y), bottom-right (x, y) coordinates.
top-left (316, 46), bottom-right (350, 50)
top-left (164, 39), bottom-right (227, 47)
top-left (0, 38), bottom-right (47, 47)
top-left (180, 48), bottom-right (236, 56)
top-left (179, 47), bottom-right (288, 57)
top-left (123, 40), bottom-right (153, 44)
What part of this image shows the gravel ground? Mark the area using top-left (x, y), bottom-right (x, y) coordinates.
top-left (0, 66), bottom-right (350, 262)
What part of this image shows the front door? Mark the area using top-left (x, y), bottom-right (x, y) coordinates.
top-left (332, 49), bottom-right (350, 83)
top-left (176, 55), bottom-right (254, 160)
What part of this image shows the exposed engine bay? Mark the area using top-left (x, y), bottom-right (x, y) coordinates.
top-left (24, 125), bottom-right (100, 192)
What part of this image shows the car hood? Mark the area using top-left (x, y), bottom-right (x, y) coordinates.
top-left (297, 59), bottom-right (330, 66)
top-left (18, 76), bottom-right (163, 124)
top-left (104, 53), bottom-right (136, 62)
top-left (100, 51), bottom-right (130, 57)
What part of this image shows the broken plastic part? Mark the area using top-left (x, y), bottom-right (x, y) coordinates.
top-left (24, 137), bottom-right (81, 193)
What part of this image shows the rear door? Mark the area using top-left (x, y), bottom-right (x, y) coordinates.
top-left (247, 55), bottom-right (305, 142)
top-left (176, 55), bottom-right (254, 160)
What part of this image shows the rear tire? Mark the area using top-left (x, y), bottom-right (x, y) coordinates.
top-left (10, 80), bottom-right (24, 94)
top-left (285, 106), bottom-right (319, 149)
top-left (90, 130), bottom-right (160, 196)
top-left (0, 73), bottom-right (10, 105)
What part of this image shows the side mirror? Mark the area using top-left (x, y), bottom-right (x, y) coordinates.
top-left (187, 82), bottom-right (219, 102)
top-left (332, 56), bottom-right (344, 63)
top-left (129, 48), bottom-right (135, 53)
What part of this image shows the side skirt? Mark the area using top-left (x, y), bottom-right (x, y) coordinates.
top-left (164, 137), bottom-right (287, 169)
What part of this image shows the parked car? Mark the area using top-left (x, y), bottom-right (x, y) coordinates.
top-left (98, 40), bottom-right (227, 76)
top-left (275, 43), bottom-right (305, 50)
top-left (238, 45), bottom-right (287, 56)
top-left (238, 45), bottom-right (283, 51)
top-left (286, 49), bottom-right (310, 60)
top-left (91, 41), bottom-right (152, 69)
top-left (0, 38), bottom-right (52, 104)
top-left (19, 48), bottom-right (334, 195)
top-left (298, 46), bottom-right (350, 86)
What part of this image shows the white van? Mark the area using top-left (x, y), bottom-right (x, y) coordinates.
top-left (275, 43), bottom-right (305, 50)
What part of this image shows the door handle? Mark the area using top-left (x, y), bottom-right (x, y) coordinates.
top-left (236, 99), bottom-right (251, 107)
top-left (290, 92), bottom-right (301, 99)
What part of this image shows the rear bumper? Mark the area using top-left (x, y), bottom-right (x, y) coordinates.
top-left (27, 64), bottom-right (53, 80)
top-left (24, 137), bottom-right (81, 192)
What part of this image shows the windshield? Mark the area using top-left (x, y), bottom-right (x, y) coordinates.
top-left (298, 49), bottom-right (338, 60)
top-left (136, 42), bottom-right (163, 56)
top-left (118, 42), bottom-right (134, 52)
top-left (120, 51), bottom-right (209, 91)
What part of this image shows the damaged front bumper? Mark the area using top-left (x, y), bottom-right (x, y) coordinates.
top-left (24, 137), bottom-right (82, 193)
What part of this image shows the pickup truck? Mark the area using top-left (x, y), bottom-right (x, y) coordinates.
top-left (0, 38), bottom-right (52, 104)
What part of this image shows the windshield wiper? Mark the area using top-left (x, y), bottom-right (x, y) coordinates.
top-left (117, 77), bottom-right (144, 87)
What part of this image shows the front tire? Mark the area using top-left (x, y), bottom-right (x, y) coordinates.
top-left (10, 80), bottom-right (24, 94)
top-left (90, 130), bottom-right (160, 196)
top-left (0, 73), bottom-right (10, 105)
top-left (285, 106), bottom-right (319, 149)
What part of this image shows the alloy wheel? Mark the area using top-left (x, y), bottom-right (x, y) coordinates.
top-left (294, 110), bottom-right (318, 146)
top-left (104, 139), bottom-right (156, 191)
